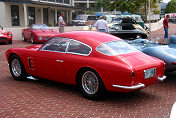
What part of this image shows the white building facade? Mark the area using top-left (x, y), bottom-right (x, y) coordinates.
top-left (0, 0), bottom-right (85, 28)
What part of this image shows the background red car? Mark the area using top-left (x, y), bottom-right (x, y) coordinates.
top-left (0, 26), bottom-right (12, 44)
top-left (6, 31), bottom-right (166, 100)
top-left (22, 24), bottom-right (59, 44)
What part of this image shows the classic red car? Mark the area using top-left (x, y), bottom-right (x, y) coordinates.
top-left (0, 26), bottom-right (12, 44)
top-left (22, 24), bottom-right (59, 44)
top-left (6, 31), bottom-right (166, 100)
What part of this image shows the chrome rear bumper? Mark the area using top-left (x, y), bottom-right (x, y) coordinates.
top-left (157, 75), bottom-right (166, 82)
top-left (112, 75), bottom-right (166, 90)
top-left (112, 83), bottom-right (145, 90)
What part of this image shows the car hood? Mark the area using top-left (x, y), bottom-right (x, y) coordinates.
top-left (119, 52), bottom-right (162, 70)
top-left (0, 30), bottom-right (7, 35)
top-left (32, 29), bottom-right (59, 35)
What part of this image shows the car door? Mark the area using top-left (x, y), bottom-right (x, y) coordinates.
top-left (33, 37), bottom-right (70, 83)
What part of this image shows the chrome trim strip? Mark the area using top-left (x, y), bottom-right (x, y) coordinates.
top-left (112, 83), bottom-right (145, 90)
top-left (27, 76), bottom-right (38, 80)
top-left (157, 75), bottom-right (166, 82)
top-left (56, 60), bottom-right (64, 62)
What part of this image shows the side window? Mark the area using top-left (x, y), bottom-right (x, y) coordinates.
top-left (41, 37), bottom-right (69, 52)
top-left (67, 40), bottom-right (91, 55)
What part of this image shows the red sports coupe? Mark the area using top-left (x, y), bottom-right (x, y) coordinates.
top-left (0, 26), bottom-right (12, 44)
top-left (6, 31), bottom-right (166, 100)
top-left (22, 24), bottom-right (59, 44)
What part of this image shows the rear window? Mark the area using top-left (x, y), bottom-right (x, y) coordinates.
top-left (96, 40), bottom-right (138, 56)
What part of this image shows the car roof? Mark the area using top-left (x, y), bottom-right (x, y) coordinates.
top-left (53, 31), bottom-right (122, 47)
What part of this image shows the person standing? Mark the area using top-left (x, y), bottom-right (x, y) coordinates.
top-left (94, 15), bottom-right (109, 33)
top-left (163, 15), bottom-right (170, 40)
top-left (58, 12), bottom-right (65, 33)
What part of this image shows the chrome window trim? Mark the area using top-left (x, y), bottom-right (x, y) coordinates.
top-left (39, 37), bottom-right (92, 56)
top-left (66, 39), bottom-right (92, 56)
top-left (40, 50), bottom-right (67, 53)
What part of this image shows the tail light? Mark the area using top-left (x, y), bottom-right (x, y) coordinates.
top-left (172, 62), bottom-right (176, 65)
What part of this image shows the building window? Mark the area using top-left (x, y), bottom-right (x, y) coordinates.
top-left (56, 0), bottom-right (63, 3)
top-left (43, 8), bottom-right (48, 24)
top-left (64, 0), bottom-right (70, 4)
top-left (48, 0), bottom-right (55, 2)
top-left (11, 5), bottom-right (20, 26)
top-left (28, 7), bottom-right (35, 26)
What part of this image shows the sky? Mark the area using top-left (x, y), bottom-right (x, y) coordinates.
top-left (163, 0), bottom-right (171, 3)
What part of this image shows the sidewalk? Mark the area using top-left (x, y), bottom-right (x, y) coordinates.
top-left (149, 23), bottom-right (176, 40)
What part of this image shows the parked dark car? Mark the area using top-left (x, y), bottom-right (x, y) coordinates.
top-left (109, 18), bottom-right (148, 39)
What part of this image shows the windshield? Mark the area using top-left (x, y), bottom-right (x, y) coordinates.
top-left (96, 40), bottom-right (138, 56)
top-left (31, 24), bottom-right (49, 30)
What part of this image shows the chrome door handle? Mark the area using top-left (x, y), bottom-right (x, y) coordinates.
top-left (56, 60), bottom-right (64, 62)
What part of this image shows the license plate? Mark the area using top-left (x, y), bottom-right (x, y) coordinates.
top-left (144, 68), bottom-right (156, 79)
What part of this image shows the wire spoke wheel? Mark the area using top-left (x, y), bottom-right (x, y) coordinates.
top-left (11, 59), bottom-right (22, 77)
top-left (82, 71), bottom-right (99, 95)
top-left (9, 55), bottom-right (27, 81)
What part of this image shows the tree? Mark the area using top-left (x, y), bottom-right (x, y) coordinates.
top-left (164, 0), bottom-right (176, 13)
top-left (95, 0), bottom-right (112, 12)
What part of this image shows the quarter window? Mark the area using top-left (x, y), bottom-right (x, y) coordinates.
top-left (41, 37), bottom-right (69, 52)
top-left (67, 40), bottom-right (91, 55)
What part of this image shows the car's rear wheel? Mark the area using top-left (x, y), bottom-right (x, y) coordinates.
top-left (31, 35), bottom-right (34, 44)
top-left (9, 55), bottom-right (27, 81)
top-left (78, 70), bottom-right (105, 100)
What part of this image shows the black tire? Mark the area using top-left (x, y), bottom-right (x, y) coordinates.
top-left (78, 69), bottom-right (105, 100)
top-left (9, 55), bottom-right (27, 81)
top-left (30, 35), bottom-right (35, 44)
top-left (22, 34), bottom-right (27, 41)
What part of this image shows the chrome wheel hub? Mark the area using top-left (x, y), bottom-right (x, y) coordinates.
top-left (11, 59), bottom-right (21, 77)
top-left (82, 71), bottom-right (99, 95)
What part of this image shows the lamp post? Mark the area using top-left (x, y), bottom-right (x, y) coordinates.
top-left (148, 0), bottom-right (151, 39)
